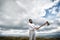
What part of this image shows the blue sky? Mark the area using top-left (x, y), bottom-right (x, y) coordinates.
top-left (0, 0), bottom-right (60, 38)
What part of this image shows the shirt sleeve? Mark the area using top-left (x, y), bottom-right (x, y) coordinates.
top-left (28, 23), bottom-right (37, 29)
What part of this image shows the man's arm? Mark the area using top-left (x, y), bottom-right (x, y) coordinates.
top-left (35, 21), bottom-right (50, 30)
top-left (39, 21), bottom-right (50, 28)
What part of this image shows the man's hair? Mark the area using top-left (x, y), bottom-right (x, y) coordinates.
top-left (29, 19), bottom-right (32, 23)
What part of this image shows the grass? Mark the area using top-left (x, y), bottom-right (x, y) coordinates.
top-left (0, 36), bottom-right (60, 40)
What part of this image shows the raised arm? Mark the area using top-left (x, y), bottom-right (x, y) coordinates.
top-left (35, 21), bottom-right (50, 30)
top-left (39, 21), bottom-right (50, 28)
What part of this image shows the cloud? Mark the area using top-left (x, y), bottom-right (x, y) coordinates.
top-left (0, 0), bottom-right (59, 26)
top-left (44, 0), bottom-right (60, 20)
top-left (0, 29), bottom-right (29, 36)
top-left (0, 0), bottom-right (60, 37)
top-left (39, 27), bottom-right (60, 33)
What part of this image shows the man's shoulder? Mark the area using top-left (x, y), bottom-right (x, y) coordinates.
top-left (28, 23), bottom-right (35, 26)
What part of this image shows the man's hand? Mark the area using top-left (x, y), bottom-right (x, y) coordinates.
top-left (46, 21), bottom-right (50, 26)
top-left (35, 27), bottom-right (39, 30)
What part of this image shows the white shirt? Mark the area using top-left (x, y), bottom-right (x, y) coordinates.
top-left (28, 23), bottom-right (39, 31)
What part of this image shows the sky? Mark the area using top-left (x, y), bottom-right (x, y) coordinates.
top-left (0, 0), bottom-right (60, 38)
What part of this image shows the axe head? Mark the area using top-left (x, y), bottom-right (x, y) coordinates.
top-left (46, 21), bottom-right (50, 26)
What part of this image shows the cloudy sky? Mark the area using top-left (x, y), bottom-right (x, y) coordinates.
top-left (0, 0), bottom-right (60, 38)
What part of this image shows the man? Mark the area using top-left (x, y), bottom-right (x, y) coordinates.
top-left (28, 19), bottom-right (37, 40)
top-left (28, 19), bottom-right (50, 40)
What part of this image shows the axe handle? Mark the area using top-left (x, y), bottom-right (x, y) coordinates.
top-left (38, 21), bottom-right (49, 28)
top-left (39, 23), bottom-right (47, 28)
